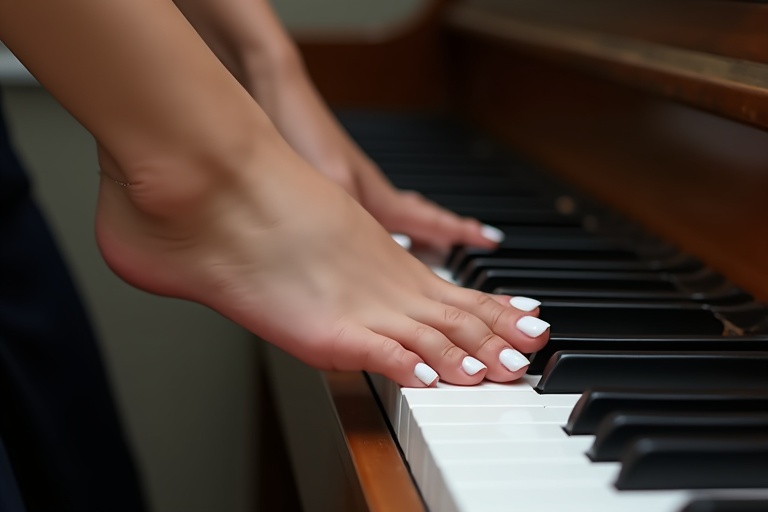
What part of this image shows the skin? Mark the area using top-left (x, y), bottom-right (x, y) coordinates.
top-left (172, 0), bottom-right (499, 250)
top-left (0, 0), bottom-right (549, 387)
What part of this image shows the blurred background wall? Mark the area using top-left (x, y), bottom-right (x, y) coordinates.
top-left (274, 0), bottom-right (424, 29)
top-left (0, 1), bottom-right (424, 511)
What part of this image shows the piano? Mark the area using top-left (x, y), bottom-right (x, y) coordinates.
top-left (258, 1), bottom-right (768, 511)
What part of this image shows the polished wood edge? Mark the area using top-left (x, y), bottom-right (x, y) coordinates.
top-left (262, 344), bottom-right (369, 512)
top-left (262, 342), bottom-right (423, 512)
top-left (324, 371), bottom-right (426, 512)
top-left (462, 0), bottom-right (768, 65)
top-left (445, 3), bottom-right (768, 129)
top-left (291, 1), bottom-right (452, 108)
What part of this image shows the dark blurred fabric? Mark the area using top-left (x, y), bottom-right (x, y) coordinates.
top-left (0, 88), bottom-right (146, 512)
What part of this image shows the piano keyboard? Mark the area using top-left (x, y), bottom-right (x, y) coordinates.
top-left (339, 113), bottom-right (768, 512)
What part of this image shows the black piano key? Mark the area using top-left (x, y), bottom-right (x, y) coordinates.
top-left (387, 176), bottom-right (537, 196)
top-left (565, 388), bottom-right (768, 435)
top-left (528, 335), bottom-right (768, 374)
top-left (380, 161), bottom-right (516, 177)
top-left (447, 247), bottom-right (642, 276)
top-left (495, 285), bottom-right (747, 304)
top-left (447, 233), bottom-right (677, 273)
top-left (534, 351), bottom-right (768, 394)
top-left (680, 498), bottom-right (768, 512)
top-left (715, 303), bottom-right (768, 334)
top-left (426, 197), bottom-right (582, 226)
top-left (451, 208), bottom-right (583, 226)
top-left (373, 153), bottom-right (540, 177)
top-left (455, 253), bottom-right (703, 286)
top-left (488, 225), bottom-right (599, 237)
top-left (537, 301), bottom-right (726, 336)
top-left (478, 268), bottom-right (742, 302)
top-left (615, 435), bottom-right (768, 490)
top-left (423, 195), bottom-right (552, 210)
top-left (498, 235), bottom-right (632, 251)
top-left (458, 257), bottom-right (652, 285)
top-left (588, 412), bottom-right (768, 462)
top-left (475, 269), bottom-right (680, 293)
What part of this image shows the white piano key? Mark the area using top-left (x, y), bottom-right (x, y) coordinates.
top-left (367, 270), bottom-right (693, 512)
top-left (406, 423), bottom-right (428, 488)
top-left (397, 391), bottom-right (410, 443)
top-left (411, 380), bottom-right (535, 394)
top-left (404, 406), bottom-right (573, 458)
top-left (427, 437), bottom-right (594, 462)
top-left (386, 378), bottom-right (743, 512)
top-left (379, 375), bottom-right (549, 435)
top-left (398, 380), bottom-right (546, 444)
top-left (434, 374), bottom-right (541, 390)
top-left (441, 459), bottom-right (618, 486)
top-left (402, 388), bottom-right (580, 407)
top-left (419, 438), bottom-right (595, 507)
top-left (419, 437), bottom-right (445, 508)
top-left (404, 406), bottom-right (572, 458)
top-left (518, 373), bottom-right (543, 388)
top-left (397, 391), bottom-right (570, 449)
top-left (405, 417), bottom-right (423, 465)
top-left (418, 423), bottom-right (568, 442)
top-left (452, 487), bottom-right (690, 512)
top-left (410, 405), bottom-right (573, 425)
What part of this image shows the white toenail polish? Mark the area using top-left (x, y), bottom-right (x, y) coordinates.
top-left (391, 233), bottom-right (412, 251)
top-left (509, 296), bottom-right (541, 312)
top-left (481, 225), bottom-right (505, 243)
top-left (499, 348), bottom-right (529, 372)
top-left (461, 356), bottom-right (487, 376)
top-left (516, 316), bottom-right (551, 338)
top-left (414, 362), bottom-right (439, 386)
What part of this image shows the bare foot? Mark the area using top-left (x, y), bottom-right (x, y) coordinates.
top-left (95, 141), bottom-right (549, 387)
top-left (250, 59), bottom-right (500, 251)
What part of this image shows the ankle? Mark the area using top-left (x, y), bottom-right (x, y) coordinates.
top-left (99, 118), bottom-right (287, 222)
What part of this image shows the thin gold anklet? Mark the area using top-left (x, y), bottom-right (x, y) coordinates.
top-left (98, 169), bottom-right (133, 188)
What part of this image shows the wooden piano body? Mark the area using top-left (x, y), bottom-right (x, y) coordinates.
top-left (259, 1), bottom-right (768, 510)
